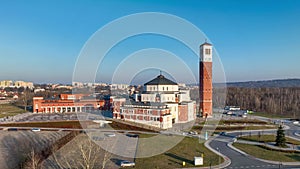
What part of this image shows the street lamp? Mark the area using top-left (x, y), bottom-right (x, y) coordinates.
top-left (216, 147), bottom-right (221, 164)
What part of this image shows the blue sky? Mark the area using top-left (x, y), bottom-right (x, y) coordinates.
top-left (0, 0), bottom-right (300, 84)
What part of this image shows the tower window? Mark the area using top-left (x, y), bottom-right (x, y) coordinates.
top-left (205, 49), bottom-right (211, 55)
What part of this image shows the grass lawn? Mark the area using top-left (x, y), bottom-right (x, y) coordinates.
top-left (252, 112), bottom-right (290, 119)
top-left (199, 119), bottom-right (269, 125)
top-left (132, 136), bottom-right (223, 169)
top-left (233, 143), bottom-right (300, 162)
top-left (239, 134), bottom-right (300, 145)
top-left (0, 103), bottom-right (26, 118)
top-left (192, 125), bottom-right (277, 132)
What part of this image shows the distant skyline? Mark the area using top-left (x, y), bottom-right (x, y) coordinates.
top-left (1, 0), bottom-right (300, 84)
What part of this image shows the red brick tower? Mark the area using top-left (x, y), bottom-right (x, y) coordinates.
top-left (199, 42), bottom-right (213, 118)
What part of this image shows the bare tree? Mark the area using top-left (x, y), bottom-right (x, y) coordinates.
top-left (22, 148), bottom-right (42, 169)
top-left (14, 87), bottom-right (33, 111)
top-left (78, 139), bottom-right (101, 169)
top-left (48, 134), bottom-right (114, 169)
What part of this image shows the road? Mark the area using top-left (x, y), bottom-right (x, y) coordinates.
top-left (208, 116), bottom-right (300, 169)
top-left (210, 135), bottom-right (284, 169)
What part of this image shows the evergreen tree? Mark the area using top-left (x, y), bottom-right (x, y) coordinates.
top-left (275, 125), bottom-right (286, 147)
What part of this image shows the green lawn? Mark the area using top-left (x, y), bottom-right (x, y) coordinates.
top-left (0, 103), bottom-right (26, 118)
top-left (233, 143), bottom-right (300, 162)
top-left (199, 119), bottom-right (269, 125)
top-left (192, 125), bottom-right (277, 132)
top-left (131, 136), bottom-right (223, 169)
top-left (252, 112), bottom-right (290, 118)
top-left (239, 134), bottom-right (300, 145)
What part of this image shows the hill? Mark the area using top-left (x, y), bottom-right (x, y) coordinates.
top-left (214, 79), bottom-right (300, 88)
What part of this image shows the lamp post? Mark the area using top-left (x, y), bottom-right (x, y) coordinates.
top-left (216, 147), bottom-right (221, 164)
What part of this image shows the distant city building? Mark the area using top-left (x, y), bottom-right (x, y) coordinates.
top-left (110, 84), bottom-right (129, 90)
top-left (0, 80), bottom-right (34, 89)
top-left (51, 84), bottom-right (72, 90)
top-left (34, 88), bottom-right (46, 93)
top-left (14, 81), bottom-right (34, 89)
top-left (113, 74), bottom-right (196, 129)
top-left (72, 82), bottom-right (84, 88)
top-left (0, 80), bottom-right (13, 88)
top-left (199, 42), bottom-right (213, 117)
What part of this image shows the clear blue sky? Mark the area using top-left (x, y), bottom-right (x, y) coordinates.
top-left (0, 0), bottom-right (300, 84)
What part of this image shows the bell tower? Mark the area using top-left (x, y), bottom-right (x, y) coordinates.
top-left (199, 42), bottom-right (213, 118)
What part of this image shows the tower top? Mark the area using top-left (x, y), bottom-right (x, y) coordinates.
top-left (200, 42), bottom-right (212, 46)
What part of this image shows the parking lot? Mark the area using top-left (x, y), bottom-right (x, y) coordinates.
top-left (0, 112), bottom-right (108, 123)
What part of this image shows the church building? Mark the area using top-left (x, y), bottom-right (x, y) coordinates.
top-left (114, 74), bottom-right (196, 129)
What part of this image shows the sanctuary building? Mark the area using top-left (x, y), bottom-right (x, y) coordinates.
top-left (113, 74), bottom-right (196, 129)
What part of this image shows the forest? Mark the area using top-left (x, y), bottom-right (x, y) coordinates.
top-left (224, 87), bottom-right (299, 118)
top-left (191, 86), bottom-right (300, 118)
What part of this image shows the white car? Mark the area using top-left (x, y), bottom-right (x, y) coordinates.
top-left (105, 133), bottom-right (116, 137)
top-left (31, 128), bottom-right (41, 132)
top-left (120, 160), bottom-right (135, 167)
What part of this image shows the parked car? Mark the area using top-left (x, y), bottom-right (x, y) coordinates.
top-left (31, 128), bottom-right (41, 132)
top-left (7, 128), bottom-right (18, 131)
top-left (126, 134), bottom-right (138, 138)
top-left (120, 160), bottom-right (135, 167)
top-left (105, 133), bottom-right (116, 137)
top-left (220, 132), bottom-right (227, 136)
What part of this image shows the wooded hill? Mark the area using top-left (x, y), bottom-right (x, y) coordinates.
top-left (191, 79), bottom-right (300, 118)
top-left (217, 79), bottom-right (300, 88)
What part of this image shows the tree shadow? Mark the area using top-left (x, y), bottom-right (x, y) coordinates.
top-left (167, 159), bottom-right (182, 165)
top-left (285, 154), bottom-right (300, 161)
top-left (164, 152), bottom-right (193, 165)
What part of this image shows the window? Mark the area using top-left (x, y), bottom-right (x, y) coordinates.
top-left (205, 49), bottom-right (211, 55)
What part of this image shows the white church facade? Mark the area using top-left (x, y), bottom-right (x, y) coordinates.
top-left (113, 74), bottom-right (196, 129)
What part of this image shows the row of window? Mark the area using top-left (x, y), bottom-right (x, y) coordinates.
top-left (148, 86), bottom-right (174, 91)
top-left (125, 115), bottom-right (161, 122)
top-left (121, 109), bottom-right (163, 115)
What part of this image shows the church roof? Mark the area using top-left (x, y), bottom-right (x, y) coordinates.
top-left (144, 75), bottom-right (177, 86)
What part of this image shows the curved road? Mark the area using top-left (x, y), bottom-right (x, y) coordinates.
top-left (209, 117), bottom-right (300, 169)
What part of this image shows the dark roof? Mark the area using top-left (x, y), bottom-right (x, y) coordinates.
top-left (200, 42), bottom-right (212, 46)
top-left (144, 75), bottom-right (177, 86)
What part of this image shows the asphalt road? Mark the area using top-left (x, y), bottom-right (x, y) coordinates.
top-left (209, 117), bottom-right (300, 169)
top-left (210, 135), bottom-right (284, 169)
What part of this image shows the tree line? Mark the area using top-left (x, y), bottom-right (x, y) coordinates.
top-left (214, 87), bottom-right (300, 118)
top-left (191, 87), bottom-right (300, 118)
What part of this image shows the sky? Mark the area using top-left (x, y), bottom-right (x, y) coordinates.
top-left (0, 0), bottom-right (300, 84)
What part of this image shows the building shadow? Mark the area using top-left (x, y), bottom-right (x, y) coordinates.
top-left (165, 152), bottom-right (193, 165)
